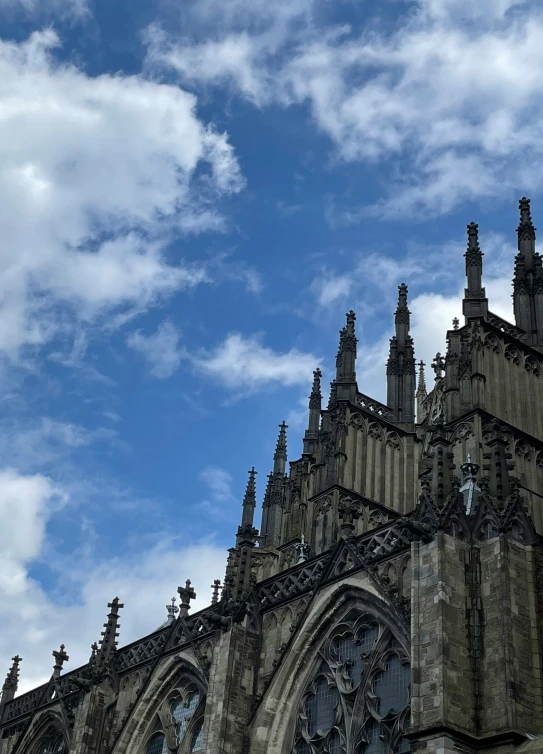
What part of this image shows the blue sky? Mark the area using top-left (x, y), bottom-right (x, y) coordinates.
top-left (0, 0), bottom-right (542, 691)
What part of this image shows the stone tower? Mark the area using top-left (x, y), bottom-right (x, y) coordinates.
top-left (1, 198), bottom-right (543, 754)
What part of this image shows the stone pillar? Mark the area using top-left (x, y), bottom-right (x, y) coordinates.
top-left (202, 623), bottom-right (259, 754)
top-left (410, 533), bottom-right (474, 745)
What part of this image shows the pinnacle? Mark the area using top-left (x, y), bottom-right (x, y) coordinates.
top-left (519, 196), bottom-right (534, 228)
top-left (274, 422), bottom-right (288, 458)
top-left (243, 467), bottom-right (257, 504)
top-left (416, 360), bottom-right (427, 395)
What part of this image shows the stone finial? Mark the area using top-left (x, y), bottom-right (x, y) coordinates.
top-left (211, 579), bottom-right (222, 605)
top-left (166, 596), bottom-right (179, 625)
top-left (452, 317), bottom-right (460, 330)
top-left (52, 644), bottom-right (69, 678)
top-left (431, 352), bottom-right (445, 379)
top-left (518, 196), bottom-right (536, 242)
top-left (177, 579), bottom-right (197, 618)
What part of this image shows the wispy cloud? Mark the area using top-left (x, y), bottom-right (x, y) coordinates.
top-left (127, 320), bottom-right (184, 379)
top-left (146, 0), bottom-right (543, 218)
top-left (193, 332), bottom-right (321, 392)
top-left (0, 29), bottom-right (243, 358)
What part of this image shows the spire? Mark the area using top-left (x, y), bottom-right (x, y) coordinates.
top-left (273, 422), bottom-right (288, 475)
top-left (513, 197), bottom-right (543, 346)
top-left (241, 467), bottom-right (257, 527)
top-left (416, 360), bottom-right (428, 423)
top-left (517, 196), bottom-right (537, 266)
top-left (387, 284), bottom-right (416, 424)
top-left (463, 221), bottom-right (488, 321)
top-left (303, 369), bottom-right (322, 454)
top-left (1, 655), bottom-right (21, 705)
top-left (335, 310), bottom-right (357, 385)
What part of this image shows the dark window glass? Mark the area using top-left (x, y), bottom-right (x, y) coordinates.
top-left (305, 677), bottom-right (340, 736)
top-left (333, 634), bottom-right (363, 686)
top-left (191, 721), bottom-right (205, 751)
top-left (145, 733), bottom-right (167, 754)
top-left (38, 732), bottom-right (66, 754)
top-left (372, 656), bottom-right (410, 716)
top-left (328, 730), bottom-right (341, 753)
top-left (364, 721), bottom-right (387, 754)
top-left (171, 691), bottom-right (200, 742)
top-left (395, 736), bottom-right (411, 753)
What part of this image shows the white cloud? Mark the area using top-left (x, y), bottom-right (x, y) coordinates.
top-left (0, 469), bottom-right (63, 597)
top-left (146, 0), bottom-right (543, 217)
top-left (127, 320), bottom-right (184, 379)
top-left (193, 332), bottom-right (321, 391)
top-left (0, 29), bottom-right (243, 357)
top-left (199, 465), bottom-right (234, 502)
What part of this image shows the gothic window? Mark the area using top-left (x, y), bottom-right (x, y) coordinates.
top-left (146, 733), bottom-right (168, 754)
top-left (292, 614), bottom-right (410, 754)
top-left (142, 676), bottom-right (205, 754)
top-left (37, 731), bottom-right (67, 754)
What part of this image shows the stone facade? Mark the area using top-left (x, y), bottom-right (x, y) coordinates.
top-left (2, 197), bottom-right (543, 754)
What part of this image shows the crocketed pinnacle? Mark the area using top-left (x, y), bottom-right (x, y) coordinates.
top-left (241, 467), bottom-right (257, 527)
top-left (2, 655), bottom-right (21, 694)
top-left (305, 368), bottom-right (322, 439)
top-left (273, 422), bottom-right (288, 475)
top-left (463, 221), bottom-right (488, 320)
top-left (416, 360), bottom-right (427, 398)
top-left (94, 597), bottom-right (124, 668)
top-left (518, 196), bottom-right (536, 252)
top-left (335, 310), bottom-right (357, 383)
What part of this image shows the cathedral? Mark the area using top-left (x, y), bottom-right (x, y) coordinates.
top-left (2, 196), bottom-right (543, 754)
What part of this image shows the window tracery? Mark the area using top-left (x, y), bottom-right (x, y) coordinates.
top-left (35, 729), bottom-right (67, 754)
top-left (292, 614), bottom-right (410, 754)
top-left (143, 676), bottom-right (205, 754)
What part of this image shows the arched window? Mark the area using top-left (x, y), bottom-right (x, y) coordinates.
top-left (37, 730), bottom-right (67, 754)
top-left (141, 676), bottom-right (206, 754)
top-left (145, 733), bottom-right (168, 754)
top-left (292, 613), bottom-right (410, 754)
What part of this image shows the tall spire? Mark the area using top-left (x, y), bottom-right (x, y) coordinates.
top-left (1, 655), bottom-right (21, 706)
top-left (336, 309), bottom-right (358, 400)
top-left (273, 422), bottom-right (288, 476)
top-left (303, 369), bottom-right (322, 454)
top-left (517, 196), bottom-right (537, 266)
top-left (463, 221), bottom-right (488, 321)
top-left (387, 284), bottom-right (416, 424)
top-left (416, 360), bottom-right (428, 423)
top-left (513, 197), bottom-right (543, 346)
top-left (241, 467), bottom-right (257, 527)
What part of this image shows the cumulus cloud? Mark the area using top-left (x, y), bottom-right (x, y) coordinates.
top-left (146, 0), bottom-right (543, 217)
top-left (193, 332), bottom-right (321, 391)
top-left (0, 29), bottom-right (243, 357)
top-left (127, 320), bottom-right (184, 379)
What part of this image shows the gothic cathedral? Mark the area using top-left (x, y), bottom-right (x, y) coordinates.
top-left (2, 198), bottom-right (543, 754)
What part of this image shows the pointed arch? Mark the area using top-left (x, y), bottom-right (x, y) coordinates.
top-left (249, 579), bottom-right (409, 754)
top-left (112, 653), bottom-right (206, 754)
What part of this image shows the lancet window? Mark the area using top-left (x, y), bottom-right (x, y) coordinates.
top-left (292, 613), bottom-right (410, 754)
top-left (143, 678), bottom-right (206, 754)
